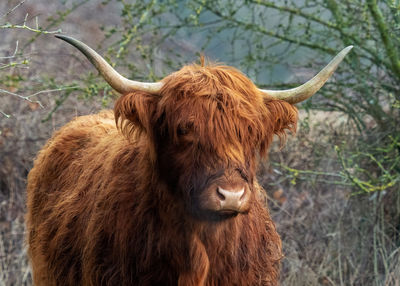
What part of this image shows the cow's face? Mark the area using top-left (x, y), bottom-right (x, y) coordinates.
top-left (56, 35), bottom-right (350, 219)
top-left (115, 64), bottom-right (298, 220)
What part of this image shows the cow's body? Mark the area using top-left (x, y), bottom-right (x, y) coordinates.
top-left (27, 110), bottom-right (282, 286)
top-left (26, 35), bottom-right (351, 286)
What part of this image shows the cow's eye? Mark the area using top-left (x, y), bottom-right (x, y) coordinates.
top-left (237, 168), bottom-right (249, 182)
top-left (177, 122), bottom-right (193, 136)
top-left (177, 126), bottom-right (189, 136)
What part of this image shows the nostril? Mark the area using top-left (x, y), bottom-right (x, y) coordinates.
top-left (237, 189), bottom-right (245, 200)
top-left (216, 188), bottom-right (226, 200)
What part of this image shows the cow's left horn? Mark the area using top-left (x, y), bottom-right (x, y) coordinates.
top-left (55, 35), bottom-right (163, 94)
top-left (259, 46), bottom-right (353, 104)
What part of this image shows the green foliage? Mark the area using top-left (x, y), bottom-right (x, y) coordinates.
top-left (336, 135), bottom-right (400, 195)
top-left (2, 0), bottom-right (397, 193)
top-left (115, 0), bottom-right (399, 196)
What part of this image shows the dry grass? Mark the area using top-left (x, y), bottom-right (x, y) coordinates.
top-left (0, 81), bottom-right (103, 286)
top-left (261, 112), bottom-right (400, 286)
top-left (0, 5), bottom-right (106, 282)
top-left (2, 96), bottom-right (399, 286)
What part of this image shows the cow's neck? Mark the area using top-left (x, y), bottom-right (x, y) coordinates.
top-left (135, 142), bottom-right (281, 285)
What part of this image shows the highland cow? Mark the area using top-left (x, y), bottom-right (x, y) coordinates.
top-left (26, 35), bottom-right (352, 285)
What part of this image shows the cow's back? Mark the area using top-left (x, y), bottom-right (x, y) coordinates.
top-left (26, 110), bottom-right (129, 285)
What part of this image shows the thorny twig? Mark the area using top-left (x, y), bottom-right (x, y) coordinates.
top-left (0, 0), bottom-right (26, 20)
top-left (1, 88), bottom-right (44, 108)
top-left (0, 2), bottom-right (66, 118)
top-left (0, 86), bottom-right (80, 117)
top-left (0, 110), bottom-right (10, 118)
top-left (0, 41), bottom-right (28, 70)
top-left (0, 41), bottom-right (19, 59)
top-left (0, 13), bottom-right (61, 34)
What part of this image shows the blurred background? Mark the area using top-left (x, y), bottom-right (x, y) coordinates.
top-left (0, 0), bottom-right (399, 285)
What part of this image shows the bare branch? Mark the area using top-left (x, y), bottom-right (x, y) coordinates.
top-left (0, 41), bottom-right (19, 59)
top-left (0, 22), bottom-right (61, 34)
top-left (195, 0), bottom-right (337, 54)
top-left (0, 110), bottom-right (10, 118)
top-left (252, 0), bottom-right (388, 69)
top-left (0, 86), bottom-right (80, 110)
top-left (0, 88), bottom-right (43, 107)
top-left (0, 0), bottom-right (26, 20)
top-left (0, 61), bottom-right (29, 70)
top-left (367, 0), bottom-right (400, 80)
top-left (26, 87), bottom-right (80, 100)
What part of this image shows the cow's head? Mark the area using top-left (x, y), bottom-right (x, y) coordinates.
top-left (56, 35), bottom-right (352, 220)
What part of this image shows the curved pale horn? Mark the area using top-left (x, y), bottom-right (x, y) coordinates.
top-left (259, 46), bottom-right (353, 104)
top-left (55, 35), bottom-right (163, 94)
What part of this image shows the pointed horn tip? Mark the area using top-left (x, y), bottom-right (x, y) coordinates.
top-left (332, 45), bottom-right (353, 64)
top-left (259, 45), bottom-right (354, 104)
top-left (54, 34), bottom-right (67, 40)
top-left (341, 45), bottom-right (354, 55)
top-left (54, 34), bottom-right (76, 44)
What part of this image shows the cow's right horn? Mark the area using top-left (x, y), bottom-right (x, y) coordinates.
top-left (56, 35), bottom-right (163, 95)
top-left (259, 46), bottom-right (353, 104)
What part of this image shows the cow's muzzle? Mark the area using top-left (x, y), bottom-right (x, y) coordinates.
top-left (214, 186), bottom-right (249, 214)
top-left (198, 169), bottom-right (252, 216)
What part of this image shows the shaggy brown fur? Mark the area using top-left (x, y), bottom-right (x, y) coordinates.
top-left (26, 63), bottom-right (298, 285)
